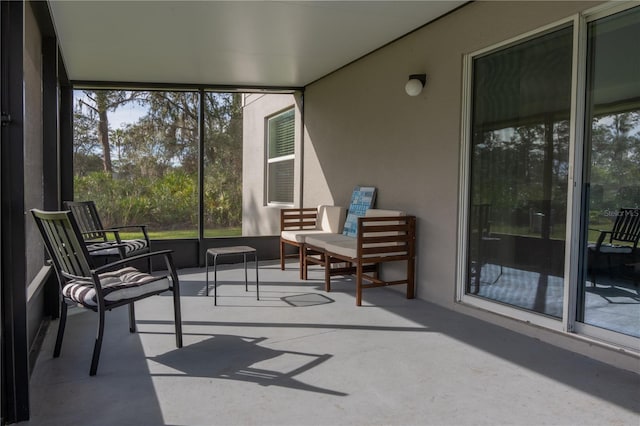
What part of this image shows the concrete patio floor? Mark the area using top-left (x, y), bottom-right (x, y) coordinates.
top-left (26, 261), bottom-right (639, 426)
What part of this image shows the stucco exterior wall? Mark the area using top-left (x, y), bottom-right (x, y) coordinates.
top-left (302, 0), bottom-right (604, 309)
top-left (242, 93), bottom-right (303, 235)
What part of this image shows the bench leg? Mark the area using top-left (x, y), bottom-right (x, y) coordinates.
top-left (324, 252), bottom-right (331, 292)
top-left (356, 262), bottom-right (363, 306)
top-left (407, 257), bottom-right (416, 299)
top-left (280, 239), bottom-right (285, 271)
top-left (299, 243), bottom-right (305, 280)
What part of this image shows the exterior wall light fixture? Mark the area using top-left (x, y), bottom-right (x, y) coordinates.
top-left (405, 74), bottom-right (426, 96)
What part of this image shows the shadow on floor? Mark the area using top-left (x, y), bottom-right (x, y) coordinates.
top-left (150, 334), bottom-right (347, 396)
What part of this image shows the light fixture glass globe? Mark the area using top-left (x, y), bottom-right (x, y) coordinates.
top-left (405, 78), bottom-right (424, 96)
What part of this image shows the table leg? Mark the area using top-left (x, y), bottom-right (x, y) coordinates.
top-left (214, 253), bottom-right (218, 306)
top-left (244, 253), bottom-right (248, 291)
top-left (205, 251), bottom-right (210, 296)
top-left (255, 252), bottom-right (259, 300)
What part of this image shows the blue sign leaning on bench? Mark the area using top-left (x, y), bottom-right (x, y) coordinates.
top-left (342, 185), bottom-right (377, 237)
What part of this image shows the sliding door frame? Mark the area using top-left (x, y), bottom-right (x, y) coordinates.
top-left (457, 1), bottom-right (640, 352)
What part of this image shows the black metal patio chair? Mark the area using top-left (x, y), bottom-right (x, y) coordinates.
top-left (31, 209), bottom-right (182, 376)
top-left (64, 200), bottom-right (152, 272)
top-left (588, 207), bottom-right (640, 286)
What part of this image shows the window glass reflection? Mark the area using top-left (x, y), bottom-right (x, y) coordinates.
top-left (467, 27), bottom-right (573, 317)
top-left (580, 7), bottom-right (640, 338)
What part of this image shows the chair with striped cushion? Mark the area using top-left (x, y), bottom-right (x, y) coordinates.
top-left (588, 207), bottom-right (640, 285)
top-left (64, 200), bottom-right (152, 272)
top-left (31, 209), bottom-right (182, 376)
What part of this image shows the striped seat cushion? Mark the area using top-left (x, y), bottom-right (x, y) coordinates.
top-left (88, 239), bottom-right (148, 257)
top-left (588, 243), bottom-right (633, 254)
top-left (63, 267), bottom-right (169, 307)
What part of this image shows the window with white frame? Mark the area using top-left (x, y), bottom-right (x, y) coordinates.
top-left (267, 108), bottom-right (295, 204)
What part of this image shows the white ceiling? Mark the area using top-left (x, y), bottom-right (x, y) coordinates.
top-left (49, 1), bottom-right (465, 88)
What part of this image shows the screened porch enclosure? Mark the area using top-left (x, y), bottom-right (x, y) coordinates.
top-left (4, 1), bottom-right (640, 424)
top-left (72, 90), bottom-right (297, 241)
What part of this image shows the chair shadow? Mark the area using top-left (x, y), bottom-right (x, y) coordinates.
top-left (149, 334), bottom-right (347, 397)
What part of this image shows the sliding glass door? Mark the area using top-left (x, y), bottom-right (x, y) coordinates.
top-left (463, 4), bottom-right (640, 345)
top-left (466, 26), bottom-right (573, 317)
top-left (578, 6), bottom-right (640, 338)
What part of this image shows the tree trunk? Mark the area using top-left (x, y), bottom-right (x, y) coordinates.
top-left (96, 93), bottom-right (112, 174)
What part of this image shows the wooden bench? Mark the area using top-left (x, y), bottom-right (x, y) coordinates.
top-left (280, 206), bottom-right (346, 279)
top-left (305, 210), bottom-right (416, 306)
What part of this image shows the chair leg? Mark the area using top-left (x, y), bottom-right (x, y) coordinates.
top-left (90, 308), bottom-right (106, 376)
top-left (299, 244), bottom-right (305, 280)
top-left (356, 262), bottom-right (363, 306)
top-left (280, 240), bottom-right (285, 271)
top-left (128, 303), bottom-right (136, 333)
top-left (163, 252), bottom-right (183, 348)
top-left (474, 261), bottom-right (481, 294)
top-left (590, 254), bottom-right (599, 287)
top-left (302, 246), bottom-right (308, 280)
top-left (407, 257), bottom-right (415, 300)
top-left (173, 287), bottom-right (183, 348)
top-left (169, 270), bottom-right (183, 348)
top-left (324, 253), bottom-right (332, 292)
top-left (53, 300), bottom-right (68, 358)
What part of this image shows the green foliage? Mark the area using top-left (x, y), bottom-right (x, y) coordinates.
top-left (73, 90), bottom-right (244, 236)
top-left (74, 170), bottom-right (242, 232)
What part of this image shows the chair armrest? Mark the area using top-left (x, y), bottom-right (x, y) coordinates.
top-left (105, 224), bottom-right (150, 243)
top-left (588, 229), bottom-right (611, 248)
top-left (106, 224), bottom-right (149, 238)
top-left (281, 208), bottom-right (318, 231)
top-left (106, 224), bottom-right (148, 231)
top-left (356, 215), bottom-right (416, 259)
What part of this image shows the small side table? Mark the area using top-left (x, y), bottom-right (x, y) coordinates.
top-left (205, 246), bottom-right (259, 305)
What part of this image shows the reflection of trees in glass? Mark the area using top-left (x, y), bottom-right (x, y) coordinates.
top-left (73, 90), bottom-right (243, 234)
top-left (472, 112), bottom-right (640, 237)
top-left (590, 112), bottom-right (640, 217)
top-left (471, 120), bottom-right (569, 237)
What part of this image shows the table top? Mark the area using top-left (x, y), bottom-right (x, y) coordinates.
top-left (206, 246), bottom-right (256, 255)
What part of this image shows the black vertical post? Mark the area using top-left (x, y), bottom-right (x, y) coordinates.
top-left (59, 61), bottom-right (73, 204)
top-left (1, 0), bottom-right (30, 422)
top-left (198, 88), bottom-right (205, 264)
top-left (42, 37), bottom-right (61, 319)
top-left (42, 36), bottom-right (59, 211)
